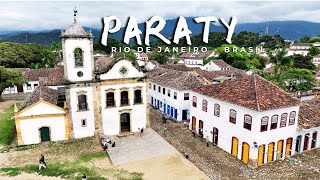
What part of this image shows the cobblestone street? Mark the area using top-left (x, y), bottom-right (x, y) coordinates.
top-left (149, 108), bottom-right (320, 180)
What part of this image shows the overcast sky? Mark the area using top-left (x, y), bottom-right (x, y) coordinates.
top-left (1, 1), bottom-right (320, 31)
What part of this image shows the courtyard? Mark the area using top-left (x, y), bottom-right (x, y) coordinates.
top-left (149, 108), bottom-right (320, 180)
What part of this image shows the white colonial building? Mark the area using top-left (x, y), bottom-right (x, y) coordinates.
top-left (287, 43), bottom-right (312, 56)
top-left (180, 51), bottom-right (215, 66)
top-left (189, 75), bottom-right (320, 167)
top-left (312, 55), bottom-right (320, 67)
top-left (15, 14), bottom-right (147, 145)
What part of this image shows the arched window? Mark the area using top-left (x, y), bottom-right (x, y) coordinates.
top-left (192, 96), bottom-right (197, 107)
top-left (280, 113), bottom-right (288, 128)
top-left (74, 48), bottom-right (83, 66)
top-left (121, 91), bottom-right (129, 106)
top-left (78, 94), bottom-right (87, 111)
top-left (214, 103), bottom-right (220, 117)
top-left (260, 116), bottom-right (269, 132)
top-left (270, 115), bottom-right (278, 130)
top-left (289, 111), bottom-right (296, 125)
top-left (229, 109), bottom-right (237, 124)
top-left (244, 115), bottom-right (252, 131)
top-left (134, 89), bottom-right (142, 104)
top-left (202, 99), bottom-right (207, 112)
top-left (106, 92), bottom-right (115, 107)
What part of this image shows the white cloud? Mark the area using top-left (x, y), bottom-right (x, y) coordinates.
top-left (0, 1), bottom-right (320, 31)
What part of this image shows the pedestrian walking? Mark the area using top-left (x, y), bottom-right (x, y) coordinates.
top-left (206, 136), bottom-right (210, 147)
top-left (138, 128), bottom-right (141, 136)
top-left (82, 173), bottom-right (87, 180)
top-left (163, 125), bottom-right (168, 136)
top-left (141, 127), bottom-right (144, 137)
top-left (38, 154), bottom-right (46, 171)
top-left (192, 129), bottom-right (196, 137)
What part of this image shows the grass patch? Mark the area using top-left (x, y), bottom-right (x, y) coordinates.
top-left (0, 105), bottom-right (16, 145)
top-left (0, 151), bottom-right (143, 180)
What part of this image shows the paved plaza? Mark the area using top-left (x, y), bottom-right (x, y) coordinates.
top-left (106, 128), bottom-right (177, 165)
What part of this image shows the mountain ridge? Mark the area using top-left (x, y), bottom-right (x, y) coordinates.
top-left (1, 19), bottom-right (320, 45)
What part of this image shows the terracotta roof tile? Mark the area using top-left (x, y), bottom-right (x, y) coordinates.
top-left (18, 86), bottom-right (58, 111)
top-left (211, 59), bottom-right (230, 69)
top-left (192, 75), bottom-right (301, 112)
top-left (298, 98), bottom-right (320, 129)
top-left (150, 69), bottom-right (210, 91)
top-left (16, 67), bottom-right (64, 84)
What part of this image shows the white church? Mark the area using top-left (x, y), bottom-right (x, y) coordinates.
top-left (14, 12), bottom-right (148, 145)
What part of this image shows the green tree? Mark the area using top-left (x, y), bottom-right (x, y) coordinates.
top-left (269, 48), bottom-right (293, 74)
top-left (94, 37), bottom-right (122, 53)
top-left (278, 68), bottom-right (316, 92)
top-left (113, 51), bottom-right (137, 61)
top-left (299, 36), bottom-right (310, 43)
top-left (292, 54), bottom-right (316, 70)
top-left (308, 46), bottom-right (320, 56)
top-left (0, 67), bottom-right (25, 101)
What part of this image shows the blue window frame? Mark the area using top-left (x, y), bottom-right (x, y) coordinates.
top-left (164, 104), bottom-right (166, 114)
top-left (167, 105), bottom-right (171, 115)
top-left (174, 109), bottom-right (178, 119)
top-left (171, 107), bottom-right (174, 117)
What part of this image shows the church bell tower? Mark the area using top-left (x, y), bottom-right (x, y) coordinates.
top-left (60, 8), bottom-right (94, 82)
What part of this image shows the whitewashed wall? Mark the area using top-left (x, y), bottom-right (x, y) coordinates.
top-left (100, 82), bottom-right (147, 135)
top-left (149, 82), bottom-right (190, 121)
top-left (19, 116), bottom-right (66, 145)
top-left (69, 86), bottom-right (95, 138)
top-left (63, 38), bottom-right (93, 82)
top-left (100, 60), bottom-right (144, 80)
top-left (189, 91), bottom-right (301, 164)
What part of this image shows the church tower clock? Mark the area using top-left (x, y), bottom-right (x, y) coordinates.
top-left (60, 8), bottom-right (94, 82)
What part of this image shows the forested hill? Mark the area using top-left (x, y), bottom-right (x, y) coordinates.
top-left (1, 19), bottom-right (320, 45)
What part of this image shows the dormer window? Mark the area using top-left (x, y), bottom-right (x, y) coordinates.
top-left (74, 48), bottom-right (83, 67)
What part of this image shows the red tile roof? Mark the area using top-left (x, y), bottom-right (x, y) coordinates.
top-left (298, 98), bottom-right (320, 129)
top-left (18, 86), bottom-right (58, 111)
top-left (180, 51), bottom-right (214, 59)
top-left (192, 75), bottom-right (301, 112)
top-left (16, 67), bottom-right (64, 85)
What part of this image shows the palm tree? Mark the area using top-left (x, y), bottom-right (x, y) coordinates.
top-left (269, 48), bottom-right (293, 75)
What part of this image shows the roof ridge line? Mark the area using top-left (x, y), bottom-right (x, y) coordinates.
top-left (253, 75), bottom-right (261, 112)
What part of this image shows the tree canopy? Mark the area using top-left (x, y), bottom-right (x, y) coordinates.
top-left (0, 66), bottom-right (25, 101)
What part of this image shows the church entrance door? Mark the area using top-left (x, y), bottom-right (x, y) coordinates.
top-left (120, 113), bottom-right (130, 133)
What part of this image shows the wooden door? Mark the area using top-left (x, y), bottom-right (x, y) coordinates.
top-left (277, 140), bottom-right (284, 159)
top-left (311, 132), bottom-right (317, 149)
top-left (199, 120), bottom-right (203, 134)
top-left (258, 145), bottom-right (265, 165)
top-left (303, 134), bottom-right (309, 151)
top-left (40, 127), bottom-right (50, 142)
top-left (285, 138), bottom-right (293, 156)
top-left (191, 117), bottom-right (196, 130)
top-left (267, 142), bottom-right (275, 162)
top-left (242, 142), bottom-right (250, 164)
top-left (231, 137), bottom-right (238, 157)
top-left (17, 85), bottom-right (23, 93)
top-left (212, 127), bottom-right (218, 145)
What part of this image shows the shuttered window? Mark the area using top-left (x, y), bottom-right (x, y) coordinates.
top-left (280, 113), bottom-right (287, 127)
top-left (270, 115), bottom-right (278, 130)
top-left (289, 111), bottom-right (296, 125)
top-left (261, 116), bottom-right (268, 132)
top-left (214, 104), bottom-right (220, 117)
top-left (244, 115), bottom-right (252, 130)
top-left (229, 109), bottom-right (236, 124)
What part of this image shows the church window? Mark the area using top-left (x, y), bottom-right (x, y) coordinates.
top-left (81, 119), bottom-right (87, 127)
top-left (134, 89), bottom-right (142, 104)
top-left (229, 109), bottom-right (236, 124)
top-left (106, 92), bottom-right (115, 107)
top-left (119, 67), bottom-right (128, 75)
top-left (214, 103), bottom-right (220, 117)
top-left (260, 116), bottom-right (268, 132)
top-left (77, 71), bottom-right (83, 77)
top-left (121, 91), bottom-right (129, 106)
top-left (244, 115), bottom-right (252, 130)
top-left (78, 94), bottom-right (88, 111)
top-left (74, 48), bottom-right (83, 67)
top-left (27, 84), bottom-right (32, 90)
